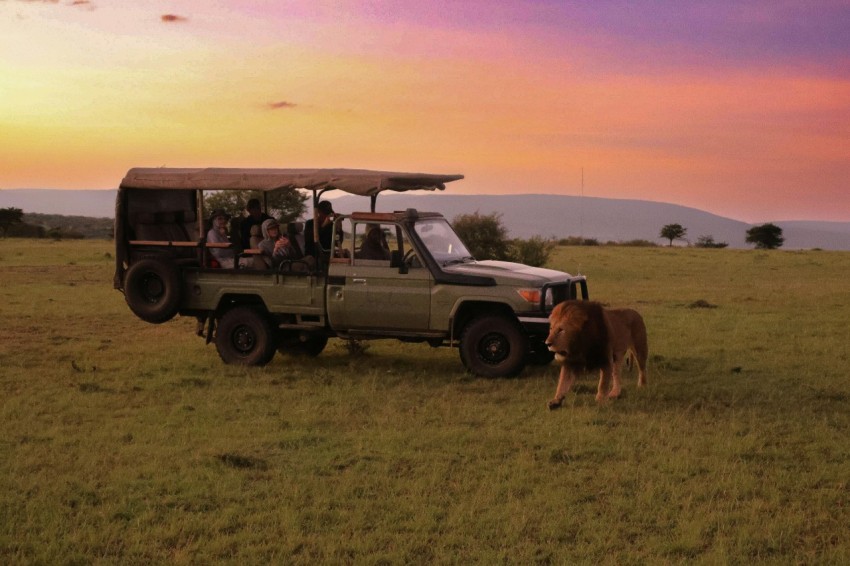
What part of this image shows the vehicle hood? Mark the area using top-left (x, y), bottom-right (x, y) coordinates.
top-left (442, 260), bottom-right (574, 286)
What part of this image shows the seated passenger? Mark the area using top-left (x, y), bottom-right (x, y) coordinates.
top-left (358, 225), bottom-right (391, 260)
top-left (249, 224), bottom-right (263, 249)
top-left (287, 222), bottom-right (306, 257)
top-left (206, 209), bottom-right (236, 268)
top-left (258, 218), bottom-right (300, 268)
top-left (240, 198), bottom-right (272, 249)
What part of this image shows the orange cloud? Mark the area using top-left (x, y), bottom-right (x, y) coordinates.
top-left (161, 14), bottom-right (187, 23)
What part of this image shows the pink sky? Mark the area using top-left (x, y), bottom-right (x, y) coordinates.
top-left (1, 0), bottom-right (848, 222)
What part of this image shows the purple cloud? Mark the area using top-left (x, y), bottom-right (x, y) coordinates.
top-left (268, 101), bottom-right (297, 110)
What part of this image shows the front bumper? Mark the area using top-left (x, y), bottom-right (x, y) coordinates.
top-left (517, 314), bottom-right (552, 337)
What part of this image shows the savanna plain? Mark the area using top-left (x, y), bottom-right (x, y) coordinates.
top-left (1, 240), bottom-right (848, 564)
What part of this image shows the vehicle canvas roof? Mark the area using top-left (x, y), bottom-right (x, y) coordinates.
top-left (120, 168), bottom-right (464, 196)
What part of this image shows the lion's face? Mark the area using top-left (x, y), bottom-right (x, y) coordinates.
top-left (546, 302), bottom-right (589, 363)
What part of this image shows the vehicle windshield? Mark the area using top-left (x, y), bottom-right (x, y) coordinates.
top-left (413, 219), bottom-right (474, 266)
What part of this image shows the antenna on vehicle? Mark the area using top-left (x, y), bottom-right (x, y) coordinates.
top-left (577, 166), bottom-right (584, 276)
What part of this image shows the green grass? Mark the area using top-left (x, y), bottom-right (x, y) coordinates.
top-left (1, 240), bottom-right (849, 563)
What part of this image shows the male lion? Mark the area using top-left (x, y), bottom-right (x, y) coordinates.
top-left (545, 300), bottom-right (647, 409)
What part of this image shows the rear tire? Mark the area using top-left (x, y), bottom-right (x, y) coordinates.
top-left (459, 315), bottom-right (528, 378)
top-left (215, 307), bottom-right (276, 366)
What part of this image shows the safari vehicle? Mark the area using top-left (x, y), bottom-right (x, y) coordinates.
top-left (114, 168), bottom-right (588, 377)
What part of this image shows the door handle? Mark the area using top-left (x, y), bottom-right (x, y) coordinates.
top-left (352, 278), bottom-right (366, 284)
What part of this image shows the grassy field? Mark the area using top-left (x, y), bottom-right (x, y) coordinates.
top-left (1, 239), bottom-right (848, 564)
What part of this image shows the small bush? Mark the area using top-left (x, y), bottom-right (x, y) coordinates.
top-left (452, 211), bottom-right (510, 260)
top-left (557, 236), bottom-right (600, 246)
top-left (614, 239), bottom-right (658, 247)
top-left (695, 235), bottom-right (729, 248)
top-left (508, 236), bottom-right (554, 267)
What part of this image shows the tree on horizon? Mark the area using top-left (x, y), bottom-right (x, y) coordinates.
top-left (746, 223), bottom-right (784, 250)
top-left (0, 207), bottom-right (24, 238)
top-left (659, 223), bottom-right (687, 246)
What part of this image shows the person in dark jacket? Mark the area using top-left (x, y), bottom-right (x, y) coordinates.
top-left (240, 198), bottom-right (272, 249)
top-left (304, 200), bottom-right (336, 257)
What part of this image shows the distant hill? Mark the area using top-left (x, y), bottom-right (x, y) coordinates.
top-left (330, 193), bottom-right (850, 251)
top-left (0, 189), bottom-right (117, 218)
top-left (2, 188), bottom-right (849, 250)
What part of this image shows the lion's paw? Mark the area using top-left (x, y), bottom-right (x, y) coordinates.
top-left (547, 398), bottom-right (563, 410)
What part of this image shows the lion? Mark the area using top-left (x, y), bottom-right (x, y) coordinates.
top-left (545, 300), bottom-right (647, 409)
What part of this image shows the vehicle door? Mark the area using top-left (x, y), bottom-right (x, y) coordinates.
top-left (333, 221), bottom-right (432, 332)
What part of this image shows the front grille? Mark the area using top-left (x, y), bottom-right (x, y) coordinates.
top-left (541, 278), bottom-right (588, 312)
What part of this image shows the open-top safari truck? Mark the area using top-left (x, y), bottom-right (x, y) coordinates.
top-left (114, 168), bottom-right (588, 377)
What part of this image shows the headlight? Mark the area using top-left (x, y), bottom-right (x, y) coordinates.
top-left (517, 288), bottom-right (542, 304)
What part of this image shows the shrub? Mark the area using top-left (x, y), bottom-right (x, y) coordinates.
top-left (508, 236), bottom-right (554, 267)
top-left (695, 235), bottom-right (729, 248)
top-left (557, 236), bottom-right (600, 246)
top-left (452, 211), bottom-right (511, 261)
top-left (615, 239), bottom-right (658, 247)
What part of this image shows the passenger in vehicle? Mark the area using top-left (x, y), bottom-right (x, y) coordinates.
top-left (206, 209), bottom-right (236, 268)
top-left (240, 198), bottom-right (272, 249)
top-left (287, 222), bottom-right (306, 257)
top-left (249, 224), bottom-right (263, 249)
top-left (304, 200), bottom-right (336, 257)
top-left (357, 225), bottom-right (391, 260)
top-left (258, 218), bottom-right (299, 268)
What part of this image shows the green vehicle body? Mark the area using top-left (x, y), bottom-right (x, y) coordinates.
top-left (114, 168), bottom-right (588, 377)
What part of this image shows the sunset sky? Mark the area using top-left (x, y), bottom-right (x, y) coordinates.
top-left (1, 0), bottom-right (848, 222)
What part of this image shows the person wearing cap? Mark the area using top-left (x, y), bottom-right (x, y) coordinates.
top-left (304, 200), bottom-right (337, 258)
top-left (240, 197), bottom-right (272, 249)
top-left (206, 209), bottom-right (236, 268)
top-left (258, 218), bottom-right (298, 268)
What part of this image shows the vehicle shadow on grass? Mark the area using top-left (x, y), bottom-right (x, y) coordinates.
top-left (270, 345), bottom-right (466, 387)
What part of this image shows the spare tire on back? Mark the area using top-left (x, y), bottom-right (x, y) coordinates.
top-left (123, 258), bottom-right (182, 323)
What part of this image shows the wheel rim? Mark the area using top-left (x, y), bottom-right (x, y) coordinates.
top-left (231, 324), bottom-right (257, 355)
top-left (477, 332), bottom-right (510, 365)
top-left (139, 273), bottom-right (165, 303)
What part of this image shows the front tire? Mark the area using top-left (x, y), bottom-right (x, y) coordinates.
top-left (459, 315), bottom-right (528, 378)
top-left (215, 307), bottom-right (276, 366)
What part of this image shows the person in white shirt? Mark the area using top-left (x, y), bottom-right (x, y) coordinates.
top-left (206, 209), bottom-right (235, 268)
